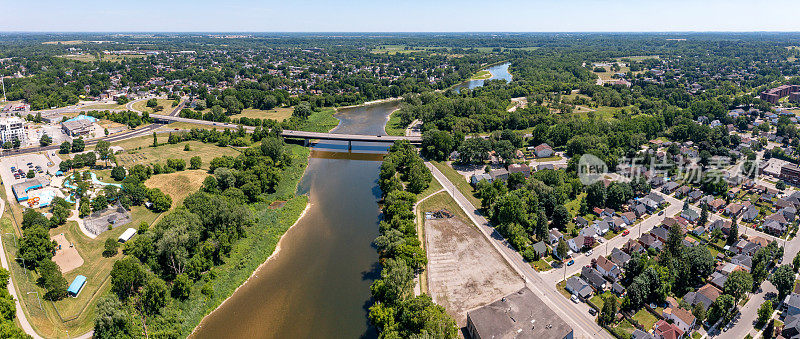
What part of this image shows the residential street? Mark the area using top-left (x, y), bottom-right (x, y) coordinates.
top-left (426, 162), bottom-right (612, 339)
top-left (541, 191), bottom-right (683, 280)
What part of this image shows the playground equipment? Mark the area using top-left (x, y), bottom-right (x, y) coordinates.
top-left (27, 196), bottom-right (40, 207)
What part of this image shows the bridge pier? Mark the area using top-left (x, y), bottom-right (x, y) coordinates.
top-left (303, 138), bottom-right (310, 147)
top-left (348, 140), bottom-right (352, 151)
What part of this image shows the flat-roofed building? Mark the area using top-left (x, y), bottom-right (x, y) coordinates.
top-left (0, 117), bottom-right (25, 144)
top-left (61, 119), bottom-right (94, 137)
top-left (781, 164), bottom-right (800, 185)
top-left (466, 287), bottom-right (573, 339)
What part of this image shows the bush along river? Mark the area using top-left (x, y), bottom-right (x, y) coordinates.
top-left (191, 101), bottom-right (400, 339)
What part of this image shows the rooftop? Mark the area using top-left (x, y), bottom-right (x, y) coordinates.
top-left (467, 287), bottom-right (572, 339)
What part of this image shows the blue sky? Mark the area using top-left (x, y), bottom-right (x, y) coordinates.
top-left (3, 0), bottom-right (800, 32)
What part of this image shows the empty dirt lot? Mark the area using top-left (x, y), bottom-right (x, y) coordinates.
top-left (424, 216), bottom-right (524, 327)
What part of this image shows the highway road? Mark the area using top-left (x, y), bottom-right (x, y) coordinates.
top-left (426, 162), bottom-right (611, 339)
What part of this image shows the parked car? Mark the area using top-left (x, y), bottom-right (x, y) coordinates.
top-left (585, 249), bottom-right (593, 256)
top-left (597, 237), bottom-right (604, 243)
top-left (658, 211), bottom-right (664, 216)
top-left (622, 230), bottom-right (630, 236)
top-left (588, 308), bottom-right (597, 316)
top-left (567, 259), bottom-right (575, 266)
top-left (571, 295), bottom-right (579, 303)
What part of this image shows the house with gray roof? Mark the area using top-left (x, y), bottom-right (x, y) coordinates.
top-left (581, 266), bottom-right (607, 291)
top-left (566, 276), bottom-right (593, 299)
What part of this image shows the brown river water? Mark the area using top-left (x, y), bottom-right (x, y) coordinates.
top-left (190, 101), bottom-right (400, 339)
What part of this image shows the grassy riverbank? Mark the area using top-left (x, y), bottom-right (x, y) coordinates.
top-left (385, 111), bottom-right (407, 136)
top-left (470, 70), bottom-right (492, 80)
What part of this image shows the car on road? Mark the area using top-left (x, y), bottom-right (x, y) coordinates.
top-left (622, 230), bottom-right (630, 236)
top-left (566, 259), bottom-right (574, 266)
top-left (571, 295), bottom-right (579, 303)
top-left (585, 250), bottom-right (593, 256)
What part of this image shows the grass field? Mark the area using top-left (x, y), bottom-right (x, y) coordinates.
top-left (112, 138), bottom-right (241, 170)
top-left (57, 54), bottom-right (98, 62)
top-left (431, 161), bottom-right (482, 208)
top-left (231, 107), bottom-right (293, 121)
top-left (131, 99), bottom-right (177, 114)
top-left (417, 191), bottom-right (469, 223)
top-left (144, 170), bottom-right (209, 208)
top-left (632, 308), bottom-right (658, 329)
top-left (418, 176), bottom-right (444, 200)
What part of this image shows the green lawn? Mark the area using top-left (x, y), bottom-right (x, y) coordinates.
top-left (610, 319), bottom-right (636, 338)
top-left (590, 291), bottom-right (615, 309)
top-left (632, 308), bottom-right (658, 330)
top-left (531, 258), bottom-right (553, 272)
top-left (418, 177), bottom-right (444, 200)
top-left (430, 161), bottom-right (483, 208)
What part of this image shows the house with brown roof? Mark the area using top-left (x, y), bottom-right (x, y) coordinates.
top-left (684, 283), bottom-right (722, 311)
top-left (709, 199), bottom-right (726, 211)
top-left (621, 212), bottom-right (637, 225)
top-left (623, 238), bottom-right (645, 254)
top-left (724, 203), bottom-right (743, 217)
top-left (594, 256), bottom-right (621, 281)
top-left (654, 319), bottom-right (685, 339)
top-left (663, 305), bottom-right (696, 333)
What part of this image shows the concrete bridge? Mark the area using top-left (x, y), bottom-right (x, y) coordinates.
top-left (150, 114), bottom-right (422, 149)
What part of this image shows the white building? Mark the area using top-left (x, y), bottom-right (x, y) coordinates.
top-left (0, 117), bottom-right (25, 144)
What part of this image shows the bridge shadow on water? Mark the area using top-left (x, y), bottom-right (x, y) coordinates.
top-left (308, 141), bottom-right (390, 161)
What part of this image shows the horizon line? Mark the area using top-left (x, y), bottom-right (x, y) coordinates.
top-left (3, 31), bottom-right (800, 34)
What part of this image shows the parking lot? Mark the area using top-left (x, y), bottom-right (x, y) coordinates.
top-left (0, 152), bottom-right (62, 203)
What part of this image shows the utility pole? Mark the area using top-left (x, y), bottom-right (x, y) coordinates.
top-left (1, 76), bottom-right (6, 103)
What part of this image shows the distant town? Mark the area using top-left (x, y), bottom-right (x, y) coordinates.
top-left (1, 32), bottom-right (800, 339)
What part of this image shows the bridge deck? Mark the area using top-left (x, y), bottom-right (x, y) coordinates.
top-left (150, 114), bottom-right (421, 143)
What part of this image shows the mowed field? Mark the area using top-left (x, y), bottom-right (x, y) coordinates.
top-left (144, 170), bottom-right (208, 207)
top-left (421, 192), bottom-right (524, 327)
top-left (108, 136), bottom-right (241, 170)
top-left (230, 107), bottom-right (293, 121)
top-left (132, 99), bottom-right (177, 114)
